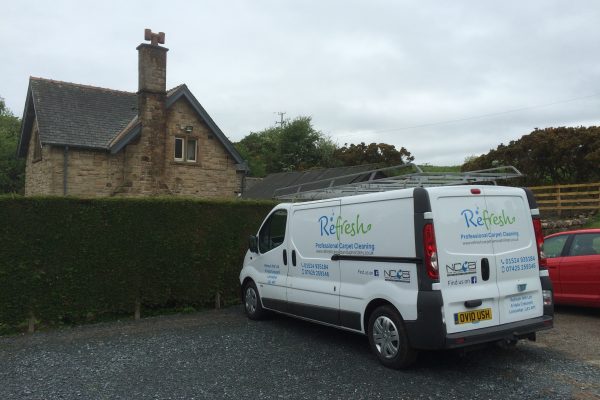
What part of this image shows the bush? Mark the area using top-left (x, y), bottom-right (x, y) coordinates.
top-left (0, 196), bottom-right (275, 331)
top-left (461, 126), bottom-right (600, 186)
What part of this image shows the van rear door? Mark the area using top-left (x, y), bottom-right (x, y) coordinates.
top-left (484, 186), bottom-right (543, 324)
top-left (428, 187), bottom-right (500, 334)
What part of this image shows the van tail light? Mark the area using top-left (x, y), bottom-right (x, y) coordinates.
top-left (533, 218), bottom-right (547, 269)
top-left (423, 223), bottom-right (439, 280)
top-left (542, 290), bottom-right (553, 306)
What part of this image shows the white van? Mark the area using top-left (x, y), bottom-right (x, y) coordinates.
top-left (239, 186), bottom-right (554, 368)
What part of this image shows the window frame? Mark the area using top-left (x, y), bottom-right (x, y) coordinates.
top-left (174, 136), bottom-right (198, 163)
top-left (174, 137), bottom-right (184, 162)
top-left (543, 234), bottom-right (570, 259)
top-left (186, 138), bottom-right (197, 162)
top-left (567, 233), bottom-right (600, 257)
top-left (258, 209), bottom-right (288, 254)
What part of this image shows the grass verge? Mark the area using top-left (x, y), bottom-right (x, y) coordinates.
top-left (583, 213), bottom-right (600, 228)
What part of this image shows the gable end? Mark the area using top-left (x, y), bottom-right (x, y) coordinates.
top-left (17, 83), bottom-right (36, 158)
top-left (166, 85), bottom-right (247, 170)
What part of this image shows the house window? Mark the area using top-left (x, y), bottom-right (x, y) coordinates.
top-left (174, 137), bottom-right (197, 162)
top-left (186, 138), bottom-right (197, 162)
top-left (174, 138), bottom-right (184, 161)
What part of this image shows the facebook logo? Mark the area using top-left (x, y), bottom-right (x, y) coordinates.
top-left (471, 276), bottom-right (478, 284)
top-left (374, 270), bottom-right (379, 277)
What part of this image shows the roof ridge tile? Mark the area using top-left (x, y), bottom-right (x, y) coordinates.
top-left (30, 76), bottom-right (134, 95)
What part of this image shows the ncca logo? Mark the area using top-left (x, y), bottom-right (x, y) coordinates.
top-left (446, 261), bottom-right (477, 276)
top-left (384, 269), bottom-right (410, 283)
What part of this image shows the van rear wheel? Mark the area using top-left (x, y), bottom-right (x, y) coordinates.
top-left (243, 281), bottom-right (265, 320)
top-left (368, 305), bottom-right (417, 369)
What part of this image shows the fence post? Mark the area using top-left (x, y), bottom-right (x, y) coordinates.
top-left (557, 186), bottom-right (562, 217)
top-left (134, 299), bottom-right (141, 321)
top-left (215, 292), bottom-right (221, 309)
top-left (27, 313), bottom-right (35, 334)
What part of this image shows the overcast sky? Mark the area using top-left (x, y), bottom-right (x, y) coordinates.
top-left (2, 0), bottom-right (600, 165)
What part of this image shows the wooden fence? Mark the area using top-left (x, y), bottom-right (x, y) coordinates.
top-left (528, 182), bottom-right (600, 214)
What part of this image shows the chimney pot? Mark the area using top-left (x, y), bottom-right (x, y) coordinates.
top-left (144, 28), bottom-right (166, 46)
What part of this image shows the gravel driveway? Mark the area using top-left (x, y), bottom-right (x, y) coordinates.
top-left (0, 306), bottom-right (598, 400)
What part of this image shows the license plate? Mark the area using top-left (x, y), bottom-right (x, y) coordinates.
top-left (454, 308), bottom-right (492, 325)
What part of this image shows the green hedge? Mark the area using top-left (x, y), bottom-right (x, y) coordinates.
top-left (0, 196), bottom-right (275, 331)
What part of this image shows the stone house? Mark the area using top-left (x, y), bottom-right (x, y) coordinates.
top-left (17, 30), bottom-right (248, 197)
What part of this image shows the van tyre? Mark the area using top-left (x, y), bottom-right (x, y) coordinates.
top-left (368, 305), bottom-right (417, 369)
top-left (243, 281), bottom-right (265, 320)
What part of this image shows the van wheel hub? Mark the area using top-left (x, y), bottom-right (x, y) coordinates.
top-left (245, 287), bottom-right (257, 314)
top-left (372, 316), bottom-right (400, 359)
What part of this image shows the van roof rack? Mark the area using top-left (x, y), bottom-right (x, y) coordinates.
top-left (273, 164), bottom-right (523, 201)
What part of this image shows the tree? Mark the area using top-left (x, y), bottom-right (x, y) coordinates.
top-left (235, 116), bottom-right (340, 176)
top-left (235, 128), bottom-right (279, 177)
top-left (462, 126), bottom-right (600, 186)
top-left (334, 142), bottom-right (414, 167)
top-left (0, 97), bottom-right (24, 194)
top-left (235, 115), bottom-right (415, 176)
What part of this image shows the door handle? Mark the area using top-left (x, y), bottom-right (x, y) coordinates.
top-left (283, 250), bottom-right (287, 266)
top-left (292, 250), bottom-right (297, 266)
top-left (464, 299), bottom-right (483, 308)
top-left (481, 258), bottom-right (490, 281)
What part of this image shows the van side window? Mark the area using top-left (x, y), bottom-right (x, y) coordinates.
top-left (259, 210), bottom-right (287, 254)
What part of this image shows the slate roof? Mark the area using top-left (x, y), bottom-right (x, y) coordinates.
top-left (24, 78), bottom-right (137, 151)
top-left (243, 164), bottom-right (386, 199)
top-left (17, 77), bottom-right (247, 169)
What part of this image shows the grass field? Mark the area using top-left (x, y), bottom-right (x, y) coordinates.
top-left (418, 165), bottom-right (462, 172)
top-left (419, 165), bottom-right (460, 172)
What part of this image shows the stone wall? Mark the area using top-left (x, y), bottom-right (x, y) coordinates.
top-left (162, 98), bottom-right (243, 197)
top-left (25, 118), bottom-right (127, 197)
top-left (541, 213), bottom-right (596, 234)
top-left (24, 121), bottom-right (53, 196)
top-left (61, 148), bottom-right (125, 197)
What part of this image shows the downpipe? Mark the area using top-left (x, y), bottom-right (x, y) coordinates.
top-left (63, 145), bottom-right (69, 196)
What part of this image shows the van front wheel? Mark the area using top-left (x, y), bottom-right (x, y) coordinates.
top-left (243, 281), bottom-right (265, 320)
top-left (368, 305), bottom-right (417, 369)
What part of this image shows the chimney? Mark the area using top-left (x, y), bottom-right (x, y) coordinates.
top-left (137, 29), bottom-right (167, 93)
top-left (135, 29), bottom-right (169, 194)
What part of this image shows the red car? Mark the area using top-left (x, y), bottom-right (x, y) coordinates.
top-left (543, 228), bottom-right (600, 308)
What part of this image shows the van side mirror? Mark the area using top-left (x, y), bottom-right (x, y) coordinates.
top-left (248, 235), bottom-right (259, 253)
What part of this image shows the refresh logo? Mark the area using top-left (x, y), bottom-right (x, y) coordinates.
top-left (461, 207), bottom-right (516, 230)
top-left (318, 214), bottom-right (372, 240)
